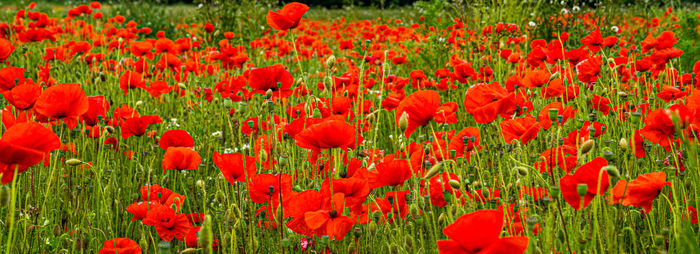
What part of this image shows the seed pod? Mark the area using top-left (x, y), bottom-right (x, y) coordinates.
top-left (157, 241), bottom-right (171, 254)
top-left (548, 108), bottom-right (559, 121)
top-left (580, 139), bottom-right (595, 155)
top-left (577, 183), bottom-right (588, 197)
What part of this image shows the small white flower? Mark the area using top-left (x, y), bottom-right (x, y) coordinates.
top-left (528, 21), bottom-right (536, 27)
top-left (611, 26), bottom-right (619, 33)
top-left (573, 6), bottom-right (580, 12)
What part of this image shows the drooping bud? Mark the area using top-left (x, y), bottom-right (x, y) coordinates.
top-left (618, 138), bottom-right (628, 152)
top-left (580, 139), bottom-right (595, 155)
top-left (603, 165), bottom-right (620, 178)
top-left (65, 158), bottom-right (83, 167)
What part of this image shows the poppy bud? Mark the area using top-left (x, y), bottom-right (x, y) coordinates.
top-left (181, 248), bottom-right (198, 254)
top-left (65, 158), bottom-right (83, 166)
top-left (326, 55), bottom-right (336, 70)
top-left (105, 126), bottom-right (115, 134)
top-left (548, 108), bottom-right (559, 121)
top-left (196, 180), bottom-right (205, 190)
top-left (619, 138), bottom-right (628, 152)
top-left (580, 139), bottom-right (595, 155)
top-left (549, 71), bottom-right (560, 81)
top-left (410, 204), bottom-right (420, 217)
top-left (199, 215), bottom-right (213, 250)
top-left (604, 165), bottom-right (620, 178)
top-left (576, 183), bottom-right (588, 197)
top-left (368, 221), bottom-right (378, 232)
top-left (448, 179), bottom-right (461, 189)
top-left (423, 161), bottom-right (443, 179)
top-left (347, 242), bottom-right (356, 253)
top-left (178, 83), bottom-right (187, 90)
top-left (258, 149), bottom-right (268, 164)
top-left (216, 190), bottom-right (226, 202)
top-left (398, 111), bottom-right (409, 131)
top-left (265, 89), bottom-right (273, 99)
top-left (438, 212), bottom-right (446, 225)
top-left (135, 100), bottom-right (144, 108)
top-left (514, 166), bottom-right (529, 177)
top-left (227, 204), bottom-right (241, 223)
top-left (223, 99), bottom-right (233, 108)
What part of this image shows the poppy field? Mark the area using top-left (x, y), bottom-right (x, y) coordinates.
top-left (0, 0), bottom-right (699, 253)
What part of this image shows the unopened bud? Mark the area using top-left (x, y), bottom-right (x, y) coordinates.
top-left (65, 158), bottom-right (83, 167)
top-left (398, 111), bottom-right (409, 131)
top-left (580, 139), bottom-right (595, 155)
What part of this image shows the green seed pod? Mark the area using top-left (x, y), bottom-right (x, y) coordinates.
top-left (65, 158), bottom-right (83, 167)
top-left (580, 139), bottom-right (595, 155)
top-left (157, 241), bottom-right (171, 254)
top-left (548, 108), bottom-right (559, 121)
top-left (389, 244), bottom-right (400, 254)
top-left (312, 108), bottom-right (322, 118)
top-left (410, 204), bottom-right (420, 217)
top-left (281, 238), bottom-right (291, 247)
top-left (577, 183), bottom-right (588, 197)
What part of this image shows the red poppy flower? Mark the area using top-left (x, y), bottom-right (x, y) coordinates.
top-left (581, 27), bottom-right (603, 52)
top-left (146, 81), bottom-right (172, 98)
top-left (622, 172), bottom-right (671, 213)
top-left (121, 115), bottom-right (162, 139)
top-left (247, 64), bottom-right (294, 98)
top-left (0, 121), bottom-right (61, 184)
top-left (320, 177), bottom-right (370, 207)
top-left (248, 173), bottom-right (293, 204)
top-left (367, 155), bottom-right (413, 189)
top-left (521, 69), bottom-right (550, 88)
top-left (162, 147), bottom-right (201, 172)
top-left (590, 94), bottom-right (612, 115)
top-left (463, 82), bottom-right (516, 124)
top-left (500, 115), bottom-right (541, 145)
top-left (80, 95), bottom-right (109, 126)
top-left (295, 118), bottom-right (360, 152)
top-left (119, 70), bottom-right (146, 95)
top-left (266, 2), bottom-right (309, 30)
top-left (213, 151), bottom-right (257, 184)
top-left (426, 172), bottom-right (464, 207)
top-left (303, 208), bottom-right (355, 241)
top-left (0, 39), bottom-right (14, 62)
top-left (159, 129), bottom-right (195, 150)
top-left (0, 66), bottom-right (25, 93)
top-left (98, 238), bottom-right (142, 254)
top-left (576, 56), bottom-right (602, 83)
top-left (140, 184), bottom-right (185, 212)
top-left (2, 82), bottom-right (41, 110)
top-left (437, 209), bottom-right (529, 254)
top-left (34, 83), bottom-right (89, 129)
top-left (559, 157), bottom-right (609, 210)
top-left (395, 90), bottom-right (456, 137)
top-left (126, 201), bottom-right (163, 221)
top-left (538, 102), bottom-right (576, 129)
top-left (447, 127), bottom-right (482, 161)
top-left (142, 205), bottom-right (192, 242)
top-left (640, 108), bottom-right (675, 150)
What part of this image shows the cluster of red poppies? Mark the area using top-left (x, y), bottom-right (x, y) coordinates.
top-left (0, 1), bottom-right (699, 253)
